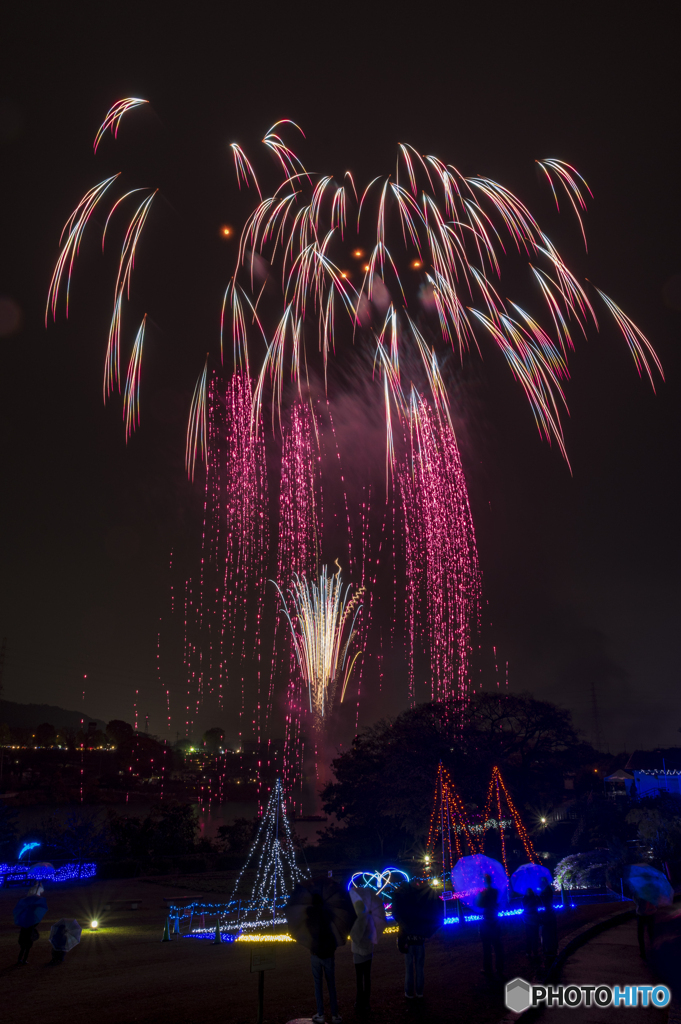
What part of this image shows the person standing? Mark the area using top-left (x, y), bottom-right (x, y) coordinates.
top-left (307, 892), bottom-right (342, 1024)
top-left (17, 925), bottom-right (39, 965)
top-left (539, 882), bottom-right (558, 960)
top-left (477, 873), bottom-right (504, 978)
top-left (635, 895), bottom-right (656, 960)
top-left (522, 889), bottom-right (540, 958)
top-left (398, 927), bottom-right (425, 1000)
top-left (16, 880), bottom-right (44, 966)
top-left (47, 922), bottom-right (68, 966)
top-left (350, 899), bottom-right (376, 1016)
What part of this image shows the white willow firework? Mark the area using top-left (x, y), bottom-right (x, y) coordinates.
top-left (276, 566), bottom-right (365, 726)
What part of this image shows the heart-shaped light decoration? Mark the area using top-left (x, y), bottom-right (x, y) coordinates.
top-left (349, 867), bottom-right (410, 898)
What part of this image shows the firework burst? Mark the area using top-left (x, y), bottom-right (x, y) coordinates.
top-left (122, 315), bottom-right (146, 441)
top-left (275, 567), bottom-right (364, 728)
top-left (46, 104), bottom-right (663, 772)
top-left (93, 98), bottom-right (148, 153)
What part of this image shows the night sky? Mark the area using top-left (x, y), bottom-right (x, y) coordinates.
top-left (1, 7), bottom-right (679, 752)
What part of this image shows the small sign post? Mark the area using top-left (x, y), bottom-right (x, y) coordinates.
top-left (250, 949), bottom-right (276, 1024)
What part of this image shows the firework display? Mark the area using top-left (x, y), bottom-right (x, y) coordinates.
top-left (46, 101), bottom-right (663, 778)
top-left (399, 394), bottom-right (479, 701)
top-left (183, 366), bottom-right (269, 741)
top-left (93, 98), bottom-right (148, 153)
top-left (276, 566), bottom-right (364, 728)
top-left (123, 315), bottom-right (146, 441)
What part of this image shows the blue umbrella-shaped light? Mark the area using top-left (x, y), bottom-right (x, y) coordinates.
top-left (625, 864), bottom-right (674, 908)
top-left (13, 895), bottom-right (48, 927)
top-left (30, 862), bottom-right (55, 878)
top-left (511, 863), bottom-right (553, 896)
top-left (451, 855), bottom-right (508, 908)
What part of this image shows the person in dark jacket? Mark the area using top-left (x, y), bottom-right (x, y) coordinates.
top-left (635, 895), bottom-right (656, 960)
top-left (477, 873), bottom-right (504, 977)
top-left (17, 926), bottom-right (39, 965)
top-left (539, 882), bottom-right (558, 959)
top-left (307, 893), bottom-right (342, 1023)
top-left (523, 889), bottom-right (540, 958)
top-left (350, 899), bottom-right (377, 1016)
top-left (398, 927), bottom-right (426, 999)
top-left (47, 923), bottom-right (68, 966)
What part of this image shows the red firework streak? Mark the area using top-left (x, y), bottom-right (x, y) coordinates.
top-left (45, 105), bottom-right (664, 804)
top-left (274, 401), bottom-right (321, 811)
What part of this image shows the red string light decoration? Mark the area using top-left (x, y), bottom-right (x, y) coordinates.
top-left (481, 765), bottom-right (537, 874)
top-left (426, 762), bottom-right (478, 877)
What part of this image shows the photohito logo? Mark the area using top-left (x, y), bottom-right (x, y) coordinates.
top-left (505, 978), bottom-right (671, 1013)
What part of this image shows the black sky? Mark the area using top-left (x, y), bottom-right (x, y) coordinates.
top-left (1, 5), bottom-right (679, 751)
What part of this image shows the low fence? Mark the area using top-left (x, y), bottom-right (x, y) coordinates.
top-left (165, 887), bottom-right (629, 942)
top-left (441, 889), bottom-right (627, 926)
top-left (557, 886), bottom-right (628, 906)
top-left (165, 896), bottom-right (290, 939)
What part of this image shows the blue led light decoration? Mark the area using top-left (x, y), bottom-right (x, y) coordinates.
top-left (0, 861), bottom-right (97, 884)
top-left (349, 868), bottom-right (410, 897)
top-left (18, 842), bottom-right (41, 860)
top-left (225, 778), bottom-right (308, 933)
top-left (511, 862), bottom-right (553, 896)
